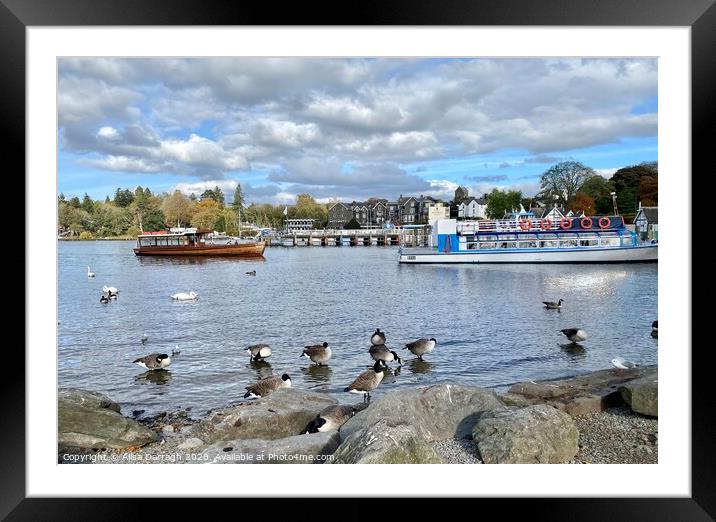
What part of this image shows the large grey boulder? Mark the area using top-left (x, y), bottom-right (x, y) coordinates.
top-left (58, 389), bottom-right (157, 450)
top-left (194, 389), bottom-right (337, 443)
top-left (472, 404), bottom-right (578, 464)
top-left (339, 384), bottom-right (505, 442)
top-left (199, 431), bottom-right (341, 464)
top-left (331, 419), bottom-right (442, 464)
top-left (620, 376), bottom-right (658, 417)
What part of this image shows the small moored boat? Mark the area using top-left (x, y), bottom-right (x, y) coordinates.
top-left (133, 228), bottom-right (265, 257)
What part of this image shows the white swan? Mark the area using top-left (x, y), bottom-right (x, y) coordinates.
top-left (171, 291), bottom-right (198, 301)
top-left (87, 266), bottom-right (95, 278)
top-left (102, 285), bottom-right (118, 296)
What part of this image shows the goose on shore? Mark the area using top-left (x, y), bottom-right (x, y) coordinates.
top-left (243, 373), bottom-right (291, 398)
top-left (246, 343), bottom-right (272, 361)
top-left (171, 291), bottom-right (198, 301)
top-left (404, 338), bottom-right (437, 361)
top-left (87, 266), bottom-right (95, 278)
top-left (368, 344), bottom-right (402, 365)
top-left (303, 405), bottom-right (359, 434)
top-left (141, 333), bottom-right (148, 345)
top-left (651, 320), bottom-right (658, 338)
top-left (133, 353), bottom-right (171, 370)
top-left (560, 328), bottom-right (587, 343)
top-left (370, 328), bottom-right (386, 346)
top-left (345, 361), bottom-right (386, 402)
top-left (611, 357), bottom-right (639, 370)
top-left (543, 299), bottom-right (564, 310)
top-left (300, 342), bottom-right (332, 366)
top-left (99, 294), bottom-right (109, 304)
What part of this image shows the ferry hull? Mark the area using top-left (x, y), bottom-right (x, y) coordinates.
top-left (399, 245), bottom-right (657, 264)
top-left (134, 242), bottom-right (266, 257)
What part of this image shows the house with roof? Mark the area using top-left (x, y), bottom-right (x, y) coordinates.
top-left (458, 195), bottom-right (488, 219)
top-left (544, 205), bottom-right (564, 222)
top-left (634, 205), bottom-right (658, 241)
top-left (327, 202), bottom-right (353, 229)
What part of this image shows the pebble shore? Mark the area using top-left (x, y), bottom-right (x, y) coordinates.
top-left (431, 405), bottom-right (657, 464)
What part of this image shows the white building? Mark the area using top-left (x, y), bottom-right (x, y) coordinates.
top-left (458, 196), bottom-right (488, 219)
top-left (426, 202), bottom-right (450, 221)
top-left (544, 205), bottom-right (564, 222)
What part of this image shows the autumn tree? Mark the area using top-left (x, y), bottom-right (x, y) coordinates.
top-left (570, 192), bottom-right (595, 215)
top-left (579, 175), bottom-right (615, 215)
top-left (191, 199), bottom-right (223, 230)
top-left (162, 191), bottom-right (194, 227)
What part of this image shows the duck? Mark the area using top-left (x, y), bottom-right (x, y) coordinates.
top-left (141, 333), bottom-right (148, 345)
top-left (651, 320), bottom-right (658, 338)
top-left (370, 328), bottom-right (386, 346)
top-left (243, 373), bottom-right (291, 399)
top-left (368, 344), bottom-right (402, 365)
top-left (245, 343), bottom-right (272, 361)
top-left (543, 299), bottom-right (564, 310)
top-left (404, 338), bottom-right (437, 361)
top-left (245, 270), bottom-right (256, 276)
top-left (132, 353), bottom-right (171, 370)
top-left (560, 328), bottom-right (588, 343)
top-left (302, 405), bottom-right (359, 434)
top-left (611, 357), bottom-right (639, 370)
top-left (171, 291), bottom-right (198, 301)
top-left (99, 294), bottom-right (109, 304)
top-left (102, 285), bottom-right (118, 296)
top-left (300, 342), bottom-right (332, 366)
top-left (344, 361), bottom-right (386, 402)
top-left (87, 266), bottom-right (95, 278)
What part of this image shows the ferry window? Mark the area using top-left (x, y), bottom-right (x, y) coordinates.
top-left (467, 242), bottom-right (478, 250)
top-left (560, 240), bottom-right (578, 248)
top-left (540, 241), bottom-right (558, 248)
top-left (500, 242), bottom-right (517, 249)
top-left (519, 241), bottom-right (537, 248)
top-left (479, 242), bottom-right (497, 249)
top-left (139, 238), bottom-right (154, 247)
top-left (579, 239), bottom-right (598, 247)
top-left (158, 237), bottom-right (167, 246)
top-left (602, 237), bottom-right (620, 246)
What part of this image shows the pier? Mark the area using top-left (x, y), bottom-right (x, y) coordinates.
top-left (263, 228), bottom-right (431, 247)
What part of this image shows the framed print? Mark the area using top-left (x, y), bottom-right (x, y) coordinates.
top-left (7, 0), bottom-right (712, 519)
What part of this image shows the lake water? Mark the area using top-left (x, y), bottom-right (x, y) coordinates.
top-left (58, 240), bottom-right (658, 417)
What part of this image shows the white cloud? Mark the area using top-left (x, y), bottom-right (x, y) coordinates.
top-left (97, 126), bottom-right (119, 140)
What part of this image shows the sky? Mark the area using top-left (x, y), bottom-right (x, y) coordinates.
top-left (58, 57), bottom-right (657, 204)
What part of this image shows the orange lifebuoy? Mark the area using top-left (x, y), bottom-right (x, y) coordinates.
top-left (540, 218), bottom-right (552, 230)
top-left (598, 217), bottom-right (611, 229)
top-left (560, 217), bottom-right (572, 230)
top-left (519, 219), bottom-right (531, 231)
top-left (580, 217), bottom-right (593, 229)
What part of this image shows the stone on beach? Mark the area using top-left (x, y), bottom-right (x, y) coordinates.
top-left (195, 389), bottom-right (337, 443)
top-left (199, 431), bottom-right (341, 464)
top-left (338, 383), bottom-right (505, 443)
top-left (331, 418), bottom-right (443, 464)
top-left (58, 388), bottom-right (157, 450)
top-left (619, 375), bottom-right (658, 417)
top-left (472, 404), bottom-right (579, 464)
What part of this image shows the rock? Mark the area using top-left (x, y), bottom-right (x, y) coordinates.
top-left (199, 431), bottom-right (340, 464)
top-left (473, 404), bottom-right (579, 463)
top-left (620, 376), bottom-right (658, 417)
top-left (195, 389), bottom-right (337, 443)
top-left (177, 437), bottom-right (205, 450)
top-left (331, 419), bottom-right (443, 464)
top-left (58, 389), bottom-right (157, 450)
top-left (339, 384), bottom-right (504, 442)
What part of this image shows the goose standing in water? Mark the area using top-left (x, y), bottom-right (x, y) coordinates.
top-left (171, 291), bottom-right (198, 301)
top-left (651, 320), bottom-right (658, 338)
top-left (245, 343), bottom-right (272, 362)
top-left (87, 266), bottom-right (95, 278)
top-left (300, 342), bottom-right (332, 366)
top-left (368, 344), bottom-right (402, 365)
top-left (133, 353), bottom-right (171, 370)
top-left (243, 373), bottom-right (291, 398)
top-left (345, 361), bottom-right (386, 402)
top-left (560, 328), bottom-right (587, 344)
top-left (370, 328), bottom-right (386, 346)
top-left (99, 294), bottom-right (109, 304)
top-left (303, 405), bottom-right (360, 434)
top-left (611, 357), bottom-right (639, 370)
top-left (543, 299), bottom-right (564, 310)
top-left (404, 338), bottom-right (437, 361)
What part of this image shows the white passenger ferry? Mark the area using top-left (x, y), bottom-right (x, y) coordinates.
top-left (398, 216), bottom-right (657, 264)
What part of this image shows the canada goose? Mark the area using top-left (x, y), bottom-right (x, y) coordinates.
top-left (245, 270), bottom-right (256, 276)
top-left (102, 285), bottom-right (118, 296)
top-left (99, 294), bottom-right (109, 304)
top-left (404, 338), bottom-right (437, 361)
top-left (243, 373), bottom-right (291, 399)
top-left (87, 266), bottom-right (95, 278)
top-left (171, 291), bottom-right (198, 300)
top-left (133, 353), bottom-right (171, 370)
top-left (245, 343), bottom-right (272, 361)
top-left (368, 344), bottom-right (402, 365)
top-left (543, 299), bottom-right (564, 309)
top-left (560, 328), bottom-right (587, 343)
top-left (141, 333), bottom-right (148, 345)
top-left (370, 328), bottom-right (386, 346)
top-left (303, 405), bottom-right (358, 434)
top-left (651, 320), bottom-right (658, 338)
top-left (611, 357), bottom-right (639, 370)
top-left (345, 361), bottom-right (386, 402)
top-left (300, 342), bottom-right (332, 366)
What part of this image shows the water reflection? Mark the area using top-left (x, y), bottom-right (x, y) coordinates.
top-left (406, 358), bottom-right (434, 375)
top-left (248, 360), bottom-right (274, 380)
top-left (301, 364), bottom-right (333, 383)
top-left (560, 343), bottom-right (587, 358)
top-left (134, 369), bottom-right (172, 385)
top-left (137, 256), bottom-right (265, 266)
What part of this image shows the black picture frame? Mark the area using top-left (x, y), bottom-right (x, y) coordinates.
top-left (5, 0), bottom-right (709, 519)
